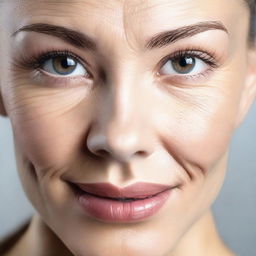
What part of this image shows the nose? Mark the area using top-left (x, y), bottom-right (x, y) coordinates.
top-left (86, 85), bottom-right (155, 163)
top-left (87, 122), bottom-right (153, 162)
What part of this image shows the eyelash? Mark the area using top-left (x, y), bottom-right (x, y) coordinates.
top-left (14, 49), bottom-right (93, 87)
top-left (162, 48), bottom-right (218, 68)
top-left (16, 47), bottom-right (219, 84)
top-left (157, 47), bottom-right (219, 81)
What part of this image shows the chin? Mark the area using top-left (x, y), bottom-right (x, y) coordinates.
top-left (58, 229), bottom-right (182, 256)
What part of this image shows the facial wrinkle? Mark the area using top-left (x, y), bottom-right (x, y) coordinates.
top-left (9, 0), bottom-right (118, 33)
top-left (120, 0), bottom-right (205, 53)
top-left (121, 0), bottom-right (142, 53)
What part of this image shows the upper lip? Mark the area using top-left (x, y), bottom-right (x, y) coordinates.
top-left (73, 182), bottom-right (176, 199)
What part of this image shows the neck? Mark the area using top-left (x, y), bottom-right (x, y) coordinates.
top-left (8, 210), bottom-right (234, 256)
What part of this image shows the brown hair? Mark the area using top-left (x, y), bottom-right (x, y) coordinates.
top-left (246, 0), bottom-right (256, 44)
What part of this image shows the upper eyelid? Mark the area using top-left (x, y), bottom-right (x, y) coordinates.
top-left (160, 50), bottom-right (218, 67)
top-left (38, 51), bottom-right (86, 67)
top-left (20, 50), bottom-right (90, 73)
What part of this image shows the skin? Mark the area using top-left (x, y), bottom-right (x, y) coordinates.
top-left (0, 0), bottom-right (256, 255)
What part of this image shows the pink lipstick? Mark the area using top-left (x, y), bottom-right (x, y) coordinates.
top-left (72, 182), bottom-right (176, 222)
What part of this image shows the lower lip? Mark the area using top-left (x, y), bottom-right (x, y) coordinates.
top-left (76, 189), bottom-right (171, 223)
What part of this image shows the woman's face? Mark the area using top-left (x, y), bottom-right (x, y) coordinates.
top-left (0, 0), bottom-right (255, 255)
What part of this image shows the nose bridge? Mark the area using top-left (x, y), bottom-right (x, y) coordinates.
top-left (87, 62), bottom-right (154, 162)
top-left (110, 61), bottom-right (140, 124)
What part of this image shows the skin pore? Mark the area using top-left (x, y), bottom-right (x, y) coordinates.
top-left (0, 0), bottom-right (256, 256)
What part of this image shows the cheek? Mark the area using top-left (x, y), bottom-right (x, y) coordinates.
top-left (157, 86), bottom-right (240, 177)
top-left (9, 85), bottom-right (94, 169)
top-left (178, 106), bottom-right (234, 170)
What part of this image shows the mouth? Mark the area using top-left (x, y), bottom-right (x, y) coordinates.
top-left (68, 181), bottom-right (177, 223)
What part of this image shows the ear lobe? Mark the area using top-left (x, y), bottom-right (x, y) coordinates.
top-left (235, 48), bottom-right (256, 128)
top-left (0, 90), bottom-right (7, 116)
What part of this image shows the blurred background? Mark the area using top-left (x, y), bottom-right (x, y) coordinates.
top-left (0, 101), bottom-right (256, 256)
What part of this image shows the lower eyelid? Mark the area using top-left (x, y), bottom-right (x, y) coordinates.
top-left (33, 69), bottom-right (93, 88)
top-left (158, 68), bottom-right (215, 85)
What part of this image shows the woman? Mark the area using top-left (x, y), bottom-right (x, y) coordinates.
top-left (0, 0), bottom-right (255, 255)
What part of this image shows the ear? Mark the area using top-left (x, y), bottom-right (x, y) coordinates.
top-left (235, 47), bottom-right (256, 128)
top-left (0, 90), bottom-right (7, 116)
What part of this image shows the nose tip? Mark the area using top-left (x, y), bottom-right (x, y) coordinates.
top-left (87, 126), bottom-right (153, 163)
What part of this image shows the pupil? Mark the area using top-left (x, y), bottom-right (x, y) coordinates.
top-left (179, 57), bottom-right (193, 67)
top-left (172, 56), bottom-right (195, 74)
top-left (53, 57), bottom-right (77, 75)
top-left (61, 58), bottom-right (75, 69)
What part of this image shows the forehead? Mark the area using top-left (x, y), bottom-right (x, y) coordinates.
top-left (3, 0), bottom-right (247, 51)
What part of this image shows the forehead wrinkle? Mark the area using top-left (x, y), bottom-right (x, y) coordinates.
top-left (123, 0), bottom-right (197, 17)
top-left (121, 0), bottom-right (200, 51)
top-left (13, 0), bottom-right (123, 24)
top-left (21, 1), bottom-right (110, 16)
top-left (122, 0), bottom-right (246, 51)
top-left (8, 0), bottom-right (125, 39)
top-left (121, 1), bottom-right (140, 53)
top-left (121, 0), bottom-right (174, 52)
top-left (19, 0), bottom-right (132, 57)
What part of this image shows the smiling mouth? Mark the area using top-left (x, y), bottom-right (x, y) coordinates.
top-left (67, 181), bottom-right (177, 222)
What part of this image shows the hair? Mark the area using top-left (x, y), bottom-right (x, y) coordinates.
top-left (246, 0), bottom-right (256, 44)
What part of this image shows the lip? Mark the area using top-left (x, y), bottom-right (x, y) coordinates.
top-left (75, 182), bottom-right (174, 199)
top-left (70, 182), bottom-right (178, 223)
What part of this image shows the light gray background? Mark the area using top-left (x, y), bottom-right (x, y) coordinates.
top-left (0, 101), bottom-right (256, 256)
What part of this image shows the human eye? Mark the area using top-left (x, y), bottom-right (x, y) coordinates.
top-left (42, 54), bottom-right (87, 77)
top-left (157, 48), bottom-right (220, 84)
top-left (15, 50), bottom-right (93, 87)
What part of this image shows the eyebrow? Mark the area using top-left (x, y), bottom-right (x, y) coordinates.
top-left (12, 21), bottom-right (228, 51)
top-left (145, 21), bottom-right (228, 49)
top-left (12, 23), bottom-right (97, 51)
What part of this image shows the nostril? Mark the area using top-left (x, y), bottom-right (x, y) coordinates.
top-left (95, 148), bottom-right (148, 160)
top-left (95, 149), bottom-right (109, 158)
top-left (136, 150), bottom-right (148, 157)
